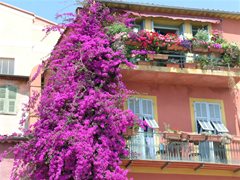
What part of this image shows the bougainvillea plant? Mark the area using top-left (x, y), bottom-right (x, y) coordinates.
top-left (3, 1), bottom-right (138, 179)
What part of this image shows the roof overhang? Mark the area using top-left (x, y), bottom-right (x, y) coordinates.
top-left (98, 0), bottom-right (240, 20)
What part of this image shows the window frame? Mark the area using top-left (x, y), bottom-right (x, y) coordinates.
top-left (153, 24), bottom-right (180, 35)
top-left (0, 58), bottom-right (15, 75)
top-left (190, 98), bottom-right (228, 134)
top-left (0, 85), bottom-right (17, 115)
top-left (126, 95), bottom-right (159, 129)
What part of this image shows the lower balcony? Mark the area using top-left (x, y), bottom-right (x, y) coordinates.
top-left (123, 132), bottom-right (240, 173)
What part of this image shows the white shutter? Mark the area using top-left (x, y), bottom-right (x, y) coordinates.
top-left (128, 98), bottom-right (140, 117)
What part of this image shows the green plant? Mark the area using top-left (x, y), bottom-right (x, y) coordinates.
top-left (106, 23), bottom-right (130, 35)
top-left (194, 29), bottom-right (209, 41)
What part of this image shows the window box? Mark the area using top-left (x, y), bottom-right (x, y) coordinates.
top-left (192, 47), bottom-right (208, 53)
top-left (184, 63), bottom-right (197, 69)
top-left (206, 135), bottom-right (221, 142)
top-left (163, 132), bottom-right (181, 140)
top-left (209, 47), bottom-right (224, 54)
top-left (188, 133), bottom-right (207, 142)
top-left (147, 54), bottom-right (168, 61)
top-left (167, 44), bottom-right (187, 52)
top-left (166, 63), bottom-right (179, 68)
top-left (137, 61), bottom-right (153, 66)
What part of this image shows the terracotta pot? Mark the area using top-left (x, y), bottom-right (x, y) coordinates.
top-left (166, 63), bottom-right (179, 68)
top-left (137, 61), bottom-right (152, 66)
top-left (147, 54), bottom-right (168, 60)
top-left (184, 63), bottom-right (197, 69)
top-left (209, 47), bottom-right (224, 54)
top-left (192, 47), bottom-right (208, 53)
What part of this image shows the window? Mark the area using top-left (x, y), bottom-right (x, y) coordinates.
top-left (128, 98), bottom-right (158, 128)
top-left (0, 58), bottom-right (14, 75)
top-left (154, 25), bottom-right (179, 35)
top-left (194, 102), bottom-right (228, 134)
top-left (192, 25), bottom-right (208, 36)
top-left (0, 86), bottom-right (17, 114)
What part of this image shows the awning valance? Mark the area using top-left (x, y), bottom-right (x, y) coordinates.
top-left (126, 11), bottom-right (221, 24)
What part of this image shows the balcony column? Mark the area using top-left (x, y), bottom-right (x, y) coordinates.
top-left (144, 19), bottom-right (153, 31)
top-left (184, 21), bottom-right (194, 63)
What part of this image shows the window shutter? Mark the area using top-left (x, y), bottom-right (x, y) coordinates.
top-left (8, 86), bottom-right (17, 99)
top-left (179, 24), bottom-right (185, 35)
top-left (0, 87), bottom-right (6, 112)
top-left (8, 101), bottom-right (15, 113)
top-left (194, 102), bottom-right (214, 132)
top-left (0, 100), bottom-right (4, 112)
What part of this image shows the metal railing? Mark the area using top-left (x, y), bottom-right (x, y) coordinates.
top-left (125, 132), bottom-right (240, 165)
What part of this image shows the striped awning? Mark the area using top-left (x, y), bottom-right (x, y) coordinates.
top-left (126, 11), bottom-right (221, 24)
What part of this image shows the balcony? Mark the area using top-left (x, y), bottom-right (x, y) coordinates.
top-left (122, 132), bottom-right (240, 172)
top-left (118, 28), bottom-right (240, 87)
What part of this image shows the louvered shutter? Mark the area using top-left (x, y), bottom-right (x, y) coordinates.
top-left (209, 103), bottom-right (228, 133)
top-left (142, 99), bottom-right (158, 128)
top-left (7, 86), bottom-right (17, 113)
top-left (0, 87), bottom-right (6, 112)
top-left (194, 102), bottom-right (214, 132)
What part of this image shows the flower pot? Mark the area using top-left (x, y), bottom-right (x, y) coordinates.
top-left (209, 47), bottom-right (224, 54)
top-left (166, 63), bottom-right (179, 68)
top-left (137, 61), bottom-right (152, 66)
top-left (147, 54), bottom-right (168, 60)
top-left (184, 63), bottom-right (197, 69)
top-left (163, 132), bottom-right (181, 140)
top-left (192, 47), bottom-right (208, 53)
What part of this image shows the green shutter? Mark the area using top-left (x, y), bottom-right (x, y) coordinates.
top-left (0, 100), bottom-right (4, 112)
top-left (7, 86), bottom-right (17, 113)
top-left (0, 87), bottom-right (6, 98)
top-left (8, 101), bottom-right (15, 113)
top-left (0, 86), bottom-right (6, 112)
top-left (8, 86), bottom-right (17, 99)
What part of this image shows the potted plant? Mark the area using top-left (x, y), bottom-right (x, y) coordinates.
top-left (192, 29), bottom-right (209, 53)
top-left (124, 124), bottom-right (139, 138)
top-left (209, 43), bottom-right (224, 54)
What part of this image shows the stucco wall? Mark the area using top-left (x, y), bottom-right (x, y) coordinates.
top-left (128, 172), bottom-right (240, 180)
top-left (213, 18), bottom-right (240, 45)
top-left (0, 4), bottom-right (60, 76)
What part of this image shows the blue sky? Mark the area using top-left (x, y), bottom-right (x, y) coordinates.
top-left (2, 0), bottom-right (240, 23)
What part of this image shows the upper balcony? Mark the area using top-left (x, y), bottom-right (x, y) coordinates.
top-left (116, 27), bottom-right (240, 87)
top-left (122, 131), bottom-right (240, 173)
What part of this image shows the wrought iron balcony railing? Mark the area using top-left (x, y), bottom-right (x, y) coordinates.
top-left (124, 132), bottom-right (240, 165)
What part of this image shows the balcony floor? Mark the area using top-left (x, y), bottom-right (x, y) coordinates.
top-left (121, 65), bottom-right (240, 88)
